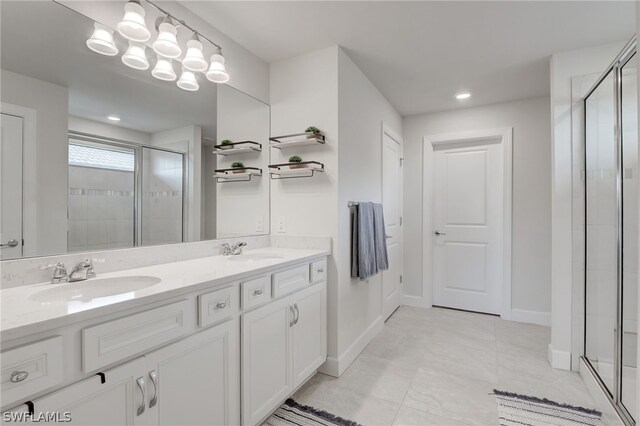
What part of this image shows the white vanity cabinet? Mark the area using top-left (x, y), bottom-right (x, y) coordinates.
top-left (241, 281), bottom-right (327, 425)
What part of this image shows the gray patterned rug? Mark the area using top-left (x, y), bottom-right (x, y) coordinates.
top-left (263, 399), bottom-right (361, 426)
top-left (494, 390), bottom-right (603, 426)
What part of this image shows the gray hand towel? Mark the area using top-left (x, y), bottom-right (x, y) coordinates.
top-left (372, 203), bottom-right (389, 271)
top-left (352, 202), bottom-right (377, 280)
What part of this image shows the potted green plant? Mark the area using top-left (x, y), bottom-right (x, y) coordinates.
top-left (305, 126), bottom-right (322, 140)
top-left (220, 139), bottom-right (234, 150)
top-left (289, 155), bottom-right (304, 169)
top-left (231, 161), bottom-right (245, 173)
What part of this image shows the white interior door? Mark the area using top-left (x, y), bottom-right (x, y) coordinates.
top-left (432, 140), bottom-right (503, 314)
top-left (0, 113), bottom-right (23, 260)
top-left (382, 131), bottom-right (403, 320)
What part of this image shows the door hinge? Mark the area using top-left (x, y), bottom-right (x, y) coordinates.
top-left (400, 274), bottom-right (403, 283)
top-left (400, 158), bottom-right (404, 166)
top-left (400, 216), bottom-right (403, 226)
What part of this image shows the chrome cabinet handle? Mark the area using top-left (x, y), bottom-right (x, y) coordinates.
top-left (10, 371), bottom-right (28, 383)
top-left (149, 370), bottom-right (158, 408)
top-left (0, 239), bottom-right (19, 248)
top-left (434, 230), bottom-right (446, 236)
top-left (136, 376), bottom-right (146, 416)
top-left (293, 303), bottom-right (300, 325)
top-left (317, 268), bottom-right (324, 273)
top-left (289, 305), bottom-right (295, 327)
top-left (216, 301), bottom-right (227, 309)
top-left (253, 289), bottom-right (263, 296)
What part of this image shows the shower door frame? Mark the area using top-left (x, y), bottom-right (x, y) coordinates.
top-left (582, 36), bottom-right (637, 426)
top-left (68, 131), bottom-right (187, 248)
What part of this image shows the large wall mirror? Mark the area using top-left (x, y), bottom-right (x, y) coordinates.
top-left (0, 0), bottom-right (270, 260)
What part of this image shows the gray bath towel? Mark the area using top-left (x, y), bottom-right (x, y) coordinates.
top-left (351, 202), bottom-right (389, 280)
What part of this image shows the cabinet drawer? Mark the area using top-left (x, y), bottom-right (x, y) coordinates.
top-left (310, 259), bottom-right (327, 283)
top-left (241, 276), bottom-right (271, 310)
top-left (199, 285), bottom-right (238, 327)
top-left (272, 265), bottom-right (310, 298)
top-left (82, 300), bottom-right (193, 372)
top-left (1, 336), bottom-right (64, 407)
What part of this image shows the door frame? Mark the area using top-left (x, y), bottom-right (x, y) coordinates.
top-left (422, 127), bottom-right (513, 319)
top-left (1, 102), bottom-right (37, 257)
top-left (381, 122), bottom-right (404, 313)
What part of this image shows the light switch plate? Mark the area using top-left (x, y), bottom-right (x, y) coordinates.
top-left (256, 217), bottom-right (264, 233)
top-left (277, 217), bottom-right (286, 233)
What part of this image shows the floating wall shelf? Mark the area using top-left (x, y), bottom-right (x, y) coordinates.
top-left (213, 141), bottom-right (262, 156)
top-left (268, 161), bottom-right (325, 180)
top-left (269, 132), bottom-right (326, 149)
top-left (215, 167), bottom-right (262, 183)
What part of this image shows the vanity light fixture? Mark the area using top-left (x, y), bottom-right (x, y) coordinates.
top-left (122, 41), bottom-right (150, 70)
top-left (177, 68), bottom-right (199, 91)
top-left (151, 56), bottom-right (177, 81)
top-left (86, 22), bottom-right (119, 56)
top-left (117, 1), bottom-right (151, 42)
top-left (182, 34), bottom-right (208, 72)
top-left (456, 92), bottom-right (471, 100)
top-left (107, 115), bottom-right (121, 122)
top-left (206, 47), bottom-right (230, 83)
top-left (153, 16), bottom-right (181, 59)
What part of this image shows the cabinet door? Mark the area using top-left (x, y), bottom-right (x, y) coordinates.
top-left (145, 319), bottom-right (240, 426)
top-left (15, 357), bottom-right (149, 425)
top-left (291, 282), bottom-right (327, 388)
top-left (241, 295), bottom-right (293, 425)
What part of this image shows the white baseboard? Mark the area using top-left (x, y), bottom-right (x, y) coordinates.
top-left (318, 316), bottom-right (384, 378)
top-left (548, 344), bottom-right (571, 370)
top-left (509, 309), bottom-right (551, 326)
top-left (402, 295), bottom-right (424, 308)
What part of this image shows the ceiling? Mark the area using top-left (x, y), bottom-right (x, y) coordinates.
top-left (1, 1), bottom-right (218, 138)
top-left (180, 1), bottom-right (636, 116)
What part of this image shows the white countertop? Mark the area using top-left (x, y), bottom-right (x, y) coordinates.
top-left (1, 247), bottom-right (329, 341)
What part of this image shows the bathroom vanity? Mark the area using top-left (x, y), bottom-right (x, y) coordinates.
top-left (0, 248), bottom-right (328, 425)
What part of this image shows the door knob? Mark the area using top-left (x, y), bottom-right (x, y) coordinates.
top-left (0, 239), bottom-right (19, 248)
top-left (434, 231), bottom-right (446, 236)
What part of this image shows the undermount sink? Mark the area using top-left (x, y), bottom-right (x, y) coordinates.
top-left (29, 276), bottom-right (161, 303)
top-left (226, 253), bottom-right (284, 263)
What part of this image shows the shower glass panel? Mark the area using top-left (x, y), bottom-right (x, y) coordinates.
top-left (621, 53), bottom-right (638, 420)
top-left (585, 70), bottom-right (617, 397)
top-left (140, 147), bottom-right (185, 246)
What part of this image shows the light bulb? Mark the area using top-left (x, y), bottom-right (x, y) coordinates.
top-left (86, 22), bottom-right (118, 56)
top-left (117, 1), bottom-right (150, 42)
top-left (456, 92), bottom-right (471, 100)
top-left (182, 38), bottom-right (208, 72)
top-left (153, 20), bottom-right (181, 59)
top-left (177, 68), bottom-right (199, 91)
top-left (206, 51), bottom-right (229, 83)
top-left (151, 56), bottom-right (176, 81)
top-left (122, 41), bottom-right (149, 70)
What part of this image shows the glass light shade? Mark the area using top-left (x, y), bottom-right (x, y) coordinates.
top-left (86, 22), bottom-right (118, 56)
top-left (177, 68), bottom-right (199, 91)
top-left (117, 1), bottom-right (150, 42)
top-left (122, 41), bottom-right (149, 70)
top-left (182, 39), bottom-right (208, 72)
top-left (151, 57), bottom-right (176, 81)
top-left (206, 53), bottom-right (229, 83)
top-left (153, 22), bottom-right (181, 59)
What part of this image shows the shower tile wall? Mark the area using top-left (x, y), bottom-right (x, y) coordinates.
top-left (68, 166), bottom-right (134, 252)
top-left (141, 148), bottom-right (184, 246)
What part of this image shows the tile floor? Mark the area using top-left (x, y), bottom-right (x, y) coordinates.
top-left (293, 306), bottom-right (598, 425)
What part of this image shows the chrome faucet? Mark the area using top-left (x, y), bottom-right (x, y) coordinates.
top-left (221, 242), bottom-right (248, 256)
top-left (40, 262), bottom-right (69, 284)
top-left (68, 259), bottom-right (97, 282)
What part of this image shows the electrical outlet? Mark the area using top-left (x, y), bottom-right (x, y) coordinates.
top-left (277, 216), bottom-right (286, 233)
top-left (256, 217), bottom-right (264, 233)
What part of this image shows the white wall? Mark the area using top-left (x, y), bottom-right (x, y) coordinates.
top-left (403, 97), bottom-right (552, 323)
top-left (1, 69), bottom-right (69, 257)
top-left (336, 49), bottom-right (402, 368)
top-left (68, 116), bottom-right (150, 145)
top-left (550, 41), bottom-right (626, 370)
top-left (270, 46), bottom-right (402, 375)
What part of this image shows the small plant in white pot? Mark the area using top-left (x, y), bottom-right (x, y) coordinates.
top-left (305, 126), bottom-right (322, 139)
top-left (231, 162), bottom-right (245, 173)
top-left (289, 155), bottom-right (305, 169)
top-left (220, 139), bottom-right (234, 150)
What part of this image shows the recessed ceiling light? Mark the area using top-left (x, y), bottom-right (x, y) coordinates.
top-left (456, 92), bottom-right (471, 100)
top-left (107, 115), bottom-right (121, 122)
